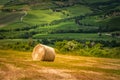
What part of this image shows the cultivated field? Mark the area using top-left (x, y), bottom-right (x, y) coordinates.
top-left (33, 33), bottom-right (120, 41)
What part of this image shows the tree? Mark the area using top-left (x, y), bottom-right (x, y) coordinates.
top-left (98, 32), bottom-right (102, 37)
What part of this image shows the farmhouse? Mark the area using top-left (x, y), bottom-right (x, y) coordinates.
top-left (52, 9), bottom-right (61, 12)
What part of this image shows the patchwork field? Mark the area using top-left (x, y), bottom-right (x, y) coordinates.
top-left (0, 0), bottom-right (120, 80)
top-left (0, 0), bottom-right (120, 39)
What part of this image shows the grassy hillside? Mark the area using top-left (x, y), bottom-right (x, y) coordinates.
top-left (0, 0), bottom-right (120, 45)
top-left (33, 33), bottom-right (120, 41)
top-left (0, 50), bottom-right (120, 80)
top-left (23, 9), bottom-right (66, 25)
top-left (64, 4), bottom-right (92, 17)
top-left (99, 16), bottom-right (120, 31)
top-left (0, 12), bottom-right (24, 27)
top-left (84, 0), bottom-right (110, 3)
top-left (0, 0), bottom-right (10, 5)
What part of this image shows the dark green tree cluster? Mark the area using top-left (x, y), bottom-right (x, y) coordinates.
top-left (55, 40), bottom-right (120, 58)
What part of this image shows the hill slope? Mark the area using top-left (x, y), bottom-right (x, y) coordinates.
top-left (0, 0), bottom-right (120, 41)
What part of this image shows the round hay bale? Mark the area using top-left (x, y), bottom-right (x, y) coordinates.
top-left (32, 44), bottom-right (56, 61)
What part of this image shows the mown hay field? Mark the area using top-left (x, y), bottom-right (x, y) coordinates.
top-left (0, 50), bottom-right (120, 80)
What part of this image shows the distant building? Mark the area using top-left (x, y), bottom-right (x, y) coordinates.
top-left (52, 9), bottom-right (61, 12)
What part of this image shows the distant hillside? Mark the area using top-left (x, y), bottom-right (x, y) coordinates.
top-left (0, 0), bottom-right (120, 40)
top-left (0, 0), bottom-right (10, 5)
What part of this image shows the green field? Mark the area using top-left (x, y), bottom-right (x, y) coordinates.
top-left (0, 0), bottom-right (9, 5)
top-left (33, 33), bottom-right (120, 41)
top-left (23, 10), bottom-right (66, 25)
top-left (0, 0), bottom-right (120, 39)
top-left (0, 0), bottom-right (120, 53)
top-left (0, 12), bottom-right (24, 27)
top-left (84, 0), bottom-right (110, 3)
top-left (64, 4), bottom-right (92, 17)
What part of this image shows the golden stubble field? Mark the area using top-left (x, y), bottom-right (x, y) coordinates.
top-left (0, 50), bottom-right (120, 80)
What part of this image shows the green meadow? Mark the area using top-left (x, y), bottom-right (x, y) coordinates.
top-left (33, 33), bottom-right (120, 41)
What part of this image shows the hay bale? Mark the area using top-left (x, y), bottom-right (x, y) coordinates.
top-left (32, 44), bottom-right (56, 61)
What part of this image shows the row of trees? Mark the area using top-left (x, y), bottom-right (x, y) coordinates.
top-left (55, 40), bottom-right (120, 58)
top-left (0, 39), bottom-right (119, 58)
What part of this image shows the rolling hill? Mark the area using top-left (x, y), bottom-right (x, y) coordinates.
top-left (0, 1), bottom-right (120, 80)
top-left (0, 0), bottom-right (120, 41)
